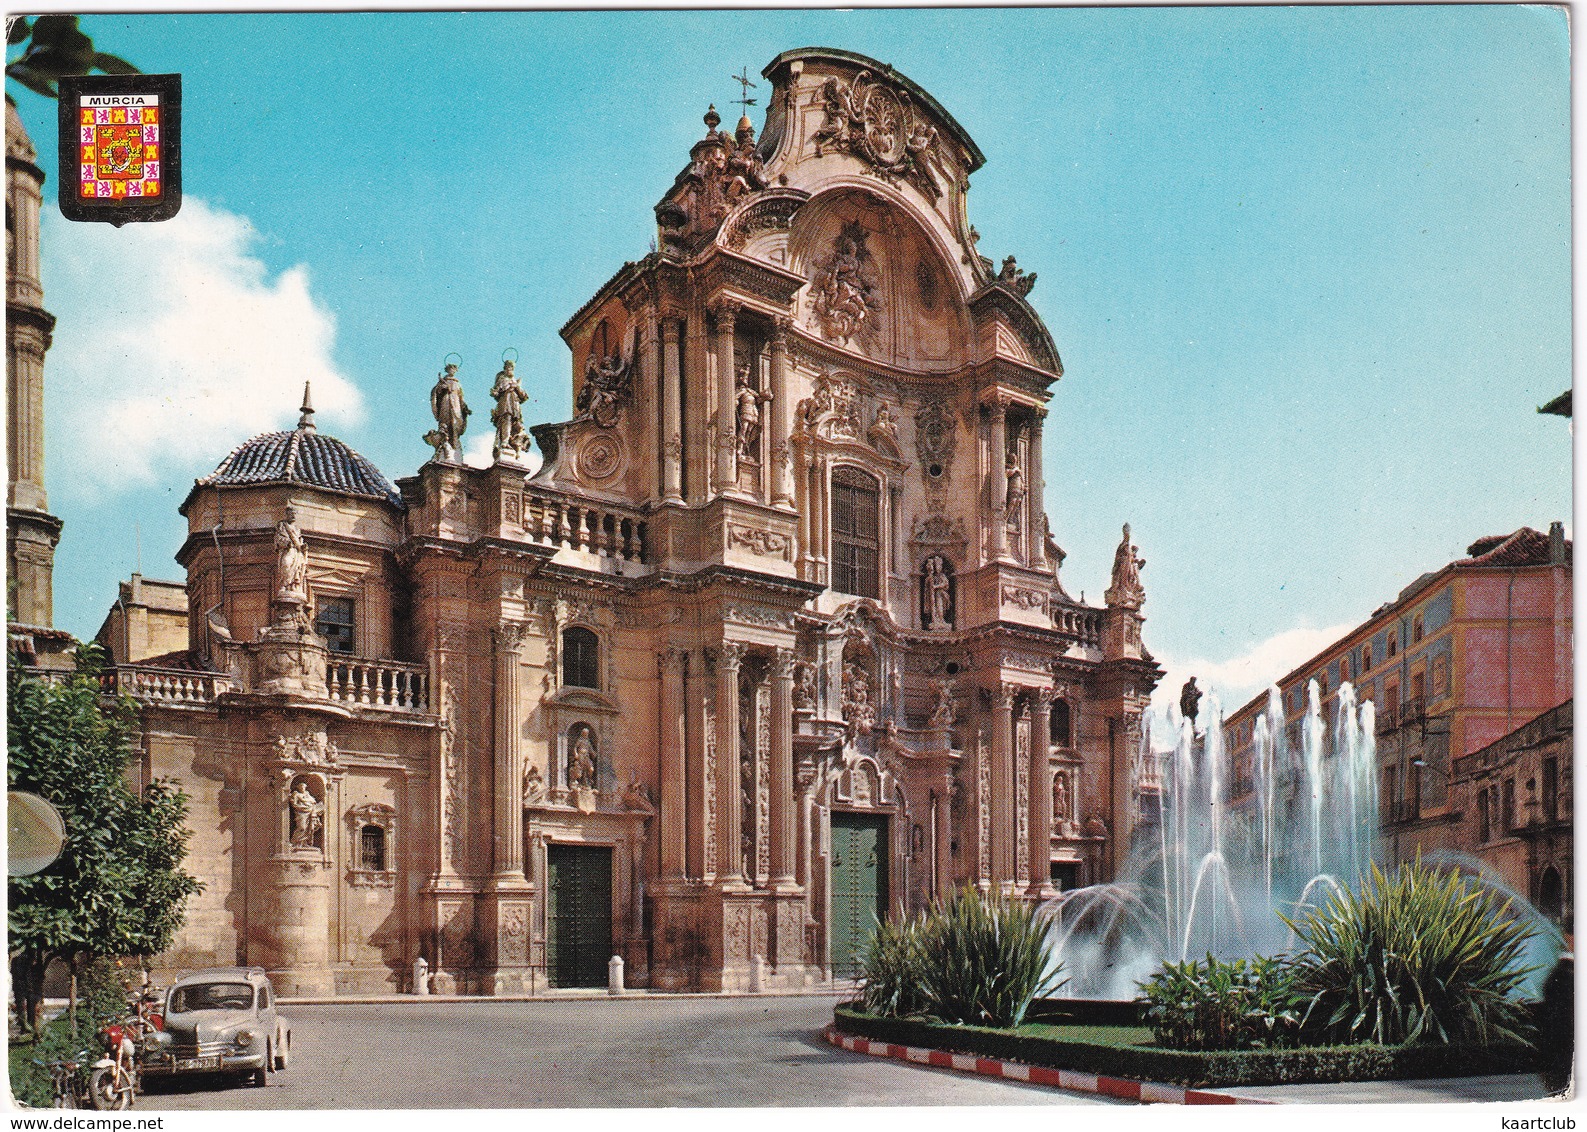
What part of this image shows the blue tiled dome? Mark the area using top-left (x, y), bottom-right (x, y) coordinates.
top-left (197, 425), bottom-right (402, 509)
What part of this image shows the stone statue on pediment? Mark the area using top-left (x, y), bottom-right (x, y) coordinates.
top-left (490, 359), bottom-right (530, 461)
top-left (1105, 523), bottom-right (1146, 609)
top-left (426, 362), bottom-right (471, 462)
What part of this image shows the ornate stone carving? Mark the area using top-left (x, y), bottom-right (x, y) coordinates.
top-left (929, 679), bottom-right (956, 729)
top-left (522, 761), bottom-right (544, 806)
top-left (1105, 523), bottom-right (1146, 609)
top-left (576, 343), bottom-right (633, 428)
top-left (622, 773), bottom-right (655, 813)
top-left (425, 362), bottom-right (471, 462)
top-left (922, 554), bottom-right (955, 630)
top-left (914, 400), bottom-right (958, 481)
top-left (727, 524), bottom-right (791, 560)
top-left (724, 193), bottom-right (801, 251)
top-left (866, 402), bottom-right (901, 459)
top-left (735, 364), bottom-right (771, 460)
top-left (841, 660), bottom-right (875, 736)
top-left (1002, 585), bottom-right (1047, 613)
top-left (810, 222), bottom-right (882, 346)
top-left (798, 373), bottom-right (860, 441)
top-left (567, 723), bottom-right (598, 789)
top-left (489, 359), bottom-right (530, 461)
top-left (287, 775), bottom-right (325, 849)
top-left (500, 906), bottom-right (529, 964)
top-left (976, 732), bottom-right (991, 879)
top-left (793, 660), bottom-right (817, 712)
top-left (996, 255), bottom-right (1037, 297)
top-left (578, 432), bottom-right (623, 482)
top-left (811, 70), bottom-right (939, 199)
top-left (440, 685), bottom-right (464, 866)
top-left (274, 729), bottom-right (340, 768)
top-left (725, 604), bottom-right (796, 629)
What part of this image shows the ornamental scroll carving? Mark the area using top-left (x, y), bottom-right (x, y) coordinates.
top-left (914, 400), bottom-right (959, 481)
top-left (1002, 585), bottom-right (1048, 613)
top-left (727, 524), bottom-right (792, 561)
top-left (811, 70), bottom-right (940, 200)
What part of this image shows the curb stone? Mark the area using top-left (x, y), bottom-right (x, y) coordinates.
top-left (822, 1024), bottom-right (1275, 1105)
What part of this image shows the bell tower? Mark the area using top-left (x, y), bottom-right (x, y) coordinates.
top-left (6, 95), bottom-right (65, 645)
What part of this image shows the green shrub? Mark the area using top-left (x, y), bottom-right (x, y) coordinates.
top-left (9, 957), bottom-right (137, 1107)
top-left (1139, 953), bottom-right (1301, 1051)
top-left (1284, 860), bottom-right (1538, 1047)
top-left (914, 886), bottom-right (1065, 1029)
top-left (857, 913), bottom-right (931, 1018)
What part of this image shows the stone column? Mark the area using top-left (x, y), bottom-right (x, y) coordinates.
top-left (713, 300), bottom-right (739, 495)
top-left (661, 317), bottom-right (684, 504)
top-left (769, 649), bottom-right (797, 888)
top-left (636, 310), bottom-right (660, 502)
top-left (934, 776), bottom-right (953, 901)
top-left (991, 684), bottom-right (1015, 886)
top-left (988, 398), bottom-right (1009, 562)
top-left (491, 620), bottom-right (528, 882)
top-left (685, 650), bottom-right (709, 880)
top-left (769, 318), bottom-right (793, 508)
top-left (659, 645), bottom-right (688, 881)
top-left (1029, 409), bottom-right (1046, 567)
top-left (1029, 690), bottom-right (1054, 897)
top-left (714, 642), bottom-right (747, 886)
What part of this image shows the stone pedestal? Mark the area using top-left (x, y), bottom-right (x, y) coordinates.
top-left (260, 856), bottom-right (334, 996)
top-left (256, 618), bottom-right (330, 698)
top-left (649, 886), bottom-right (706, 991)
top-left (479, 886), bottom-right (536, 995)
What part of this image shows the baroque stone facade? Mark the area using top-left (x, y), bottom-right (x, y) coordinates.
top-left (108, 49), bottom-right (1160, 994)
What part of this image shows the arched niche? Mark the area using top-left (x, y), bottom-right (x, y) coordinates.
top-left (786, 187), bottom-right (971, 372)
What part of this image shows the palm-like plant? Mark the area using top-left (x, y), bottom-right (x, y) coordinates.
top-left (916, 887), bottom-right (1066, 1028)
top-left (857, 912), bottom-right (930, 1018)
top-left (1283, 860), bottom-right (1537, 1047)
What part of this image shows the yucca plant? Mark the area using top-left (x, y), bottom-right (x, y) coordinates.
top-left (857, 912), bottom-right (931, 1018)
top-left (1283, 859), bottom-right (1538, 1047)
top-left (915, 886), bottom-right (1066, 1028)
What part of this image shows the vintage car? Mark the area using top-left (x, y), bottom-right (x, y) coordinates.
top-left (142, 967), bottom-right (290, 1086)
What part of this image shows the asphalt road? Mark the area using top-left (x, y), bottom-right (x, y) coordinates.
top-left (136, 994), bottom-right (1126, 1109)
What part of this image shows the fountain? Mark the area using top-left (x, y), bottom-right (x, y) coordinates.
top-left (1043, 678), bottom-right (1388, 999)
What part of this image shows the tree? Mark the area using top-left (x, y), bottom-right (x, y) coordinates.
top-left (6, 15), bottom-right (137, 98)
top-left (7, 645), bottom-right (203, 1033)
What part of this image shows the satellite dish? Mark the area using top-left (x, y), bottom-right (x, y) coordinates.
top-left (8, 791), bottom-right (65, 877)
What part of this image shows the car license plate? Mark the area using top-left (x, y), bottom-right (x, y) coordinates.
top-left (175, 1056), bottom-right (221, 1071)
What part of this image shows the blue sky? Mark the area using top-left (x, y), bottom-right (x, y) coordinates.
top-left (10, 7), bottom-right (1571, 715)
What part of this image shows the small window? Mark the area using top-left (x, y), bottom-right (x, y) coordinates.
top-left (360, 824), bottom-right (387, 872)
top-left (1050, 700), bottom-right (1072, 747)
top-left (1410, 671), bottom-right (1425, 703)
top-left (562, 627), bottom-right (600, 689)
top-left (315, 597), bottom-right (355, 655)
top-left (1478, 788), bottom-right (1491, 841)
top-left (1385, 681), bottom-right (1400, 719)
top-left (1339, 656), bottom-right (1351, 683)
top-left (1502, 777), bottom-right (1516, 832)
top-left (830, 467), bottom-right (881, 599)
top-left (1362, 645), bottom-right (1372, 671)
top-left (1388, 634), bottom-right (1398, 659)
top-left (1412, 614), bottom-right (1424, 644)
top-left (1542, 757), bottom-right (1559, 822)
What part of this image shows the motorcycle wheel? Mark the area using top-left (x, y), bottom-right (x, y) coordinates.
top-left (87, 1067), bottom-right (132, 1110)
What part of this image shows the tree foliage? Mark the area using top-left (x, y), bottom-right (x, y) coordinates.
top-left (6, 15), bottom-right (137, 99)
top-left (7, 645), bottom-right (202, 1032)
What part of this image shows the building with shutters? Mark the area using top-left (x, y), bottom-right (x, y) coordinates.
top-left (96, 48), bottom-right (1161, 994)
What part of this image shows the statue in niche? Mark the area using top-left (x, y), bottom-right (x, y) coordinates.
top-left (867, 403), bottom-right (901, 458)
top-left (923, 554), bottom-right (953, 630)
top-left (288, 776), bottom-right (323, 849)
top-left (793, 661), bottom-right (817, 712)
top-left (1004, 458), bottom-right (1026, 521)
top-left (273, 507), bottom-right (308, 604)
top-left (1053, 773), bottom-right (1069, 824)
top-left (568, 725), bottom-right (598, 789)
top-left (425, 362), bottom-right (471, 462)
top-left (522, 761), bottom-right (544, 806)
top-left (489, 359), bottom-right (530, 461)
top-left (1105, 523), bottom-right (1147, 608)
top-left (734, 364), bottom-right (770, 460)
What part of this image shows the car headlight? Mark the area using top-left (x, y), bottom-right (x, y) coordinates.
top-left (234, 1030), bottom-right (254, 1049)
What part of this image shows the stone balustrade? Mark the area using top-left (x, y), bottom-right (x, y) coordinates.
top-left (107, 666), bottom-right (232, 704)
top-left (327, 657), bottom-right (429, 712)
top-left (522, 490), bottom-right (648, 564)
top-left (1052, 605), bottom-right (1103, 646)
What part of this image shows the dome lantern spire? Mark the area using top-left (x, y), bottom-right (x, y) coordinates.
top-left (297, 381), bottom-right (316, 431)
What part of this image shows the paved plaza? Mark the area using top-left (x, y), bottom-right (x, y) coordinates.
top-left (135, 995), bottom-right (1124, 1109)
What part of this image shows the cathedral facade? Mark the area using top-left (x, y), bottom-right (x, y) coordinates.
top-left (112, 49), bottom-right (1161, 994)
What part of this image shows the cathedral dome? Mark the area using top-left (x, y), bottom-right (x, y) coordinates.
top-left (189, 387), bottom-right (402, 509)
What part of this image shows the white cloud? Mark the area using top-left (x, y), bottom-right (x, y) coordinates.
top-left (462, 429), bottom-right (543, 475)
top-left (42, 199), bottom-right (363, 497)
top-left (1147, 621), bottom-right (1354, 747)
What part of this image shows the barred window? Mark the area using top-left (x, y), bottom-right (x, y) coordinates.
top-left (562, 627), bottom-right (600, 689)
top-left (830, 467), bottom-right (881, 599)
top-left (360, 824), bottom-right (387, 872)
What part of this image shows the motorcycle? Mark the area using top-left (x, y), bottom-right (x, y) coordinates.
top-left (86, 1018), bottom-right (138, 1110)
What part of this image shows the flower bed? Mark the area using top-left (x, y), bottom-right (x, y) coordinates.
top-left (831, 1003), bottom-right (1541, 1089)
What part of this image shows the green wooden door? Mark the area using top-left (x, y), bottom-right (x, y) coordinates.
top-left (830, 812), bottom-right (888, 979)
top-left (547, 844), bottom-right (613, 988)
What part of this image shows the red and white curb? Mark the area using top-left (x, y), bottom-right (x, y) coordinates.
top-left (823, 1025), bottom-right (1274, 1105)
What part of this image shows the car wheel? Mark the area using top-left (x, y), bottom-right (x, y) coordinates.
top-left (251, 1066), bottom-right (267, 1087)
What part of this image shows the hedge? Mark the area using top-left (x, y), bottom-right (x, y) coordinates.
top-left (832, 1004), bottom-right (1541, 1088)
